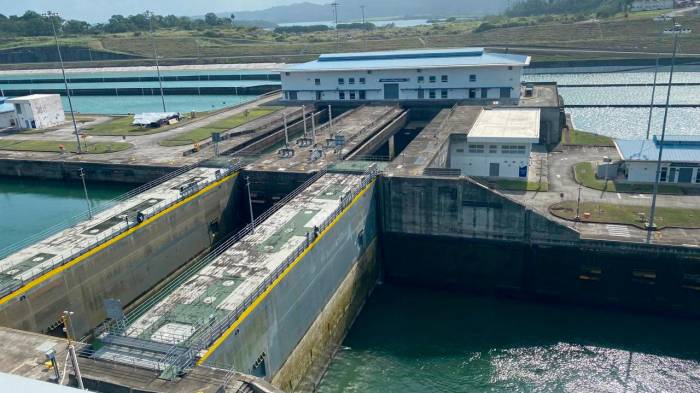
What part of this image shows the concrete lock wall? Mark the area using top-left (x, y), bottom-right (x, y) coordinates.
top-left (0, 174), bottom-right (241, 336)
top-left (201, 182), bottom-right (378, 390)
top-left (0, 158), bottom-right (175, 184)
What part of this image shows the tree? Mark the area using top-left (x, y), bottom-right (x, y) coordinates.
top-left (204, 12), bottom-right (219, 26)
top-left (63, 20), bottom-right (90, 35)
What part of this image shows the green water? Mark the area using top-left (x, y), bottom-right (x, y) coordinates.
top-left (0, 177), bottom-right (132, 251)
top-left (318, 284), bottom-right (700, 393)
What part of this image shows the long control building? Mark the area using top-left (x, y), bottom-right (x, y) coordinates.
top-left (281, 47), bottom-right (530, 103)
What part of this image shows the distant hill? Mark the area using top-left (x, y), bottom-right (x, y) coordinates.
top-left (506, 0), bottom-right (633, 17)
top-left (228, 0), bottom-right (510, 24)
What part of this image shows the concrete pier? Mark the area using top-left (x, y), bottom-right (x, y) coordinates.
top-left (0, 166), bottom-right (241, 336)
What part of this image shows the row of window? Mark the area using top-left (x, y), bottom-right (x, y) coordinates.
top-left (323, 77), bottom-right (367, 86)
top-left (338, 91), bottom-right (367, 100)
top-left (462, 144), bottom-right (527, 155)
top-left (314, 74), bottom-right (480, 86)
top-left (659, 166), bottom-right (700, 183)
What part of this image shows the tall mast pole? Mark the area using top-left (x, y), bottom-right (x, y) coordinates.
top-left (146, 11), bottom-right (166, 112)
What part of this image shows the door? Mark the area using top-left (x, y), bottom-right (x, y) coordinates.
top-left (316, 91), bottom-right (322, 100)
top-left (384, 83), bottom-right (399, 100)
top-left (678, 167), bottom-right (693, 183)
top-left (489, 162), bottom-right (500, 177)
top-left (500, 88), bottom-right (511, 98)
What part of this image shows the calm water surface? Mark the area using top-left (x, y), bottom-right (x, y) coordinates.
top-left (0, 177), bottom-right (132, 251)
top-left (318, 284), bottom-right (700, 393)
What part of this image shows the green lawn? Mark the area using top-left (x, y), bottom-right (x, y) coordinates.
top-left (573, 162), bottom-right (684, 195)
top-left (481, 178), bottom-right (549, 192)
top-left (82, 116), bottom-right (187, 136)
top-left (0, 139), bottom-right (132, 154)
top-left (159, 107), bottom-right (281, 147)
top-left (550, 201), bottom-right (700, 229)
top-left (566, 129), bottom-right (614, 147)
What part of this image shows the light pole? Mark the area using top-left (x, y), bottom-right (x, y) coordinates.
top-left (361, 5), bottom-right (367, 49)
top-left (575, 185), bottom-right (582, 222)
top-left (44, 11), bottom-right (82, 154)
top-left (62, 311), bottom-right (85, 390)
top-left (647, 23), bottom-right (682, 240)
top-left (246, 176), bottom-right (255, 234)
top-left (146, 11), bottom-right (167, 112)
top-left (79, 168), bottom-right (92, 219)
top-left (331, 2), bottom-right (340, 51)
top-left (646, 28), bottom-right (665, 140)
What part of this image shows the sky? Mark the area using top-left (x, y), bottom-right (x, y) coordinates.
top-left (1, 0), bottom-right (325, 22)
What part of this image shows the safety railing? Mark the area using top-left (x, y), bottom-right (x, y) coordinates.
top-left (0, 164), bottom-right (241, 300)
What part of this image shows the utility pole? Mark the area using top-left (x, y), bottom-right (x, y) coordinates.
top-left (246, 176), bottom-right (255, 234)
top-left (78, 168), bottom-right (92, 219)
top-left (646, 29), bottom-right (665, 140)
top-left (575, 185), bottom-right (582, 222)
top-left (647, 23), bottom-right (682, 241)
top-left (62, 311), bottom-right (85, 390)
top-left (361, 5), bottom-right (367, 49)
top-left (146, 10), bottom-right (166, 112)
top-left (44, 11), bottom-right (82, 154)
top-left (331, 2), bottom-right (340, 51)
top-left (283, 113), bottom-right (289, 146)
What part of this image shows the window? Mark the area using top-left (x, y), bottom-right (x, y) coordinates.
top-left (441, 89), bottom-right (448, 99)
top-left (338, 78), bottom-right (345, 85)
top-left (660, 167), bottom-right (668, 182)
top-left (367, 70), bottom-right (373, 74)
top-left (14, 104), bottom-right (21, 114)
top-left (441, 75), bottom-right (448, 83)
top-left (489, 145), bottom-right (498, 154)
top-left (316, 91), bottom-right (322, 100)
top-left (314, 78), bottom-right (321, 86)
top-left (418, 76), bottom-right (424, 83)
top-left (501, 145), bottom-right (526, 155)
top-left (469, 74), bottom-right (477, 82)
top-left (349, 77), bottom-right (355, 85)
top-left (508, 66), bottom-right (513, 70)
top-left (417, 89), bottom-right (425, 99)
top-left (429, 90), bottom-right (436, 99)
top-left (696, 169), bottom-right (700, 183)
top-left (469, 89), bottom-right (477, 99)
top-left (669, 167), bottom-right (677, 182)
top-left (456, 148), bottom-right (464, 153)
top-left (359, 90), bottom-right (366, 100)
top-left (285, 72), bottom-right (290, 76)
top-left (288, 91), bottom-right (298, 100)
top-left (481, 88), bottom-right (488, 99)
top-left (350, 91), bottom-right (356, 100)
top-left (500, 87), bottom-right (511, 98)
top-left (359, 77), bottom-right (366, 84)
top-left (339, 91), bottom-right (346, 100)
top-left (429, 76), bottom-right (436, 83)
top-left (468, 144), bottom-right (485, 154)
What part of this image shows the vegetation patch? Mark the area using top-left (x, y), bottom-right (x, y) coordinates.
top-left (573, 161), bottom-right (684, 194)
top-left (549, 201), bottom-right (700, 229)
top-left (567, 129), bottom-right (614, 146)
top-left (0, 139), bottom-right (132, 153)
top-left (159, 107), bottom-right (280, 147)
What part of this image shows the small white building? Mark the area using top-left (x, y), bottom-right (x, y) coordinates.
top-left (631, 0), bottom-right (674, 11)
top-left (0, 98), bottom-right (16, 129)
top-left (615, 135), bottom-right (700, 184)
top-left (7, 94), bottom-right (65, 129)
top-left (281, 47), bottom-right (530, 103)
top-left (449, 108), bottom-right (540, 178)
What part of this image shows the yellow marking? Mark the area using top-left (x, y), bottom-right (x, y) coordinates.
top-left (0, 172), bottom-right (239, 306)
top-left (197, 178), bottom-right (376, 365)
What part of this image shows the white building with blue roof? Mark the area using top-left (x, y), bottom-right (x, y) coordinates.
top-left (615, 135), bottom-right (700, 184)
top-left (281, 47), bottom-right (530, 103)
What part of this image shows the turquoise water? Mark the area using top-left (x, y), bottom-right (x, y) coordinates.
top-left (0, 177), bottom-right (132, 251)
top-left (318, 284), bottom-right (700, 393)
top-left (1, 80), bottom-right (279, 90)
top-left (59, 94), bottom-right (257, 115)
top-left (0, 69), bottom-right (276, 80)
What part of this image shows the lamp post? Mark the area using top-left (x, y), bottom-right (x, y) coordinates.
top-left (246, 176), bottom-right (255, 234)
top-left (146, 11), bottom-right (167, 112)
top-left (645, 29), bottom-right (665, 140)
top-left (44, 11), bottom-right (82, 154)
top-left (78, 168), bottom-right (92, 219)
top-left (575, 185), bottom-right (582, 222)
top-left (331, 2), bottom-right (340, 51)
top-left (647, 23), bottom-right (682, 241)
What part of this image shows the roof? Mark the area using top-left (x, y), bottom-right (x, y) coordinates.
top-left (467, 108), bottom-right (540, 142)
top-left (0, 373), bottom-right (79, 392)
top-left (284, 47), bottom-right (531, 72)
top-left (6, 94), bottom-right (60, 102)
top-left (615, 135), bottom-right (700, 162)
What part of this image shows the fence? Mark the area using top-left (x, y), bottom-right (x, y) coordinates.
top-left (92, 166), bottom-right (380, 379)
top-left (0, 164), bottom-right (240, 299)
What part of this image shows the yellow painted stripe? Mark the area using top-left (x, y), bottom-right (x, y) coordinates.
top-left (197, 178), bottom-right (376, 365)
top-left (0, 172), bottom-right (239, 306)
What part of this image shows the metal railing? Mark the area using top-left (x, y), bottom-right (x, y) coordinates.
top-left (0, 164), bottom-right (240, 299)
top-left (93, 166), bottom-right (380, 379)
